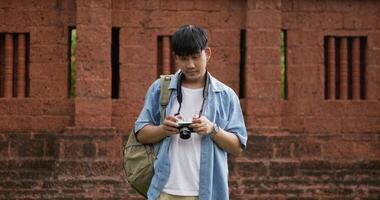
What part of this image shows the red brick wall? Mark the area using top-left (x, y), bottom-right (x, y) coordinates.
top-left (0, 0), bottom-right (379, 199)
top-left (0, 0), bottom-right (76, 132)
top-left (112, 0), bottom-right (246, 131)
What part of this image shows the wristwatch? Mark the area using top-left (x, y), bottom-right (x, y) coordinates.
top-left (209, 123), bottom-right (220, 136)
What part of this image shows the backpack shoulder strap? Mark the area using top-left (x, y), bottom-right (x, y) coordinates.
top-left (159, 75), bottom-right (173, 123)
top-left (155, 74), bottom-right (173, 156)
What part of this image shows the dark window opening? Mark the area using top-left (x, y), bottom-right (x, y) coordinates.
top-left (157, 35), bottom-right (174, 77)
top-left (25, 34), bottom-right (30, 97)
top-left (157, 36), bottom-right (163, 78)
top-left (12, 33), bottom-right (18, 97)
top-left (239, 29), bottom-right (246, 99)
top-left (112, 27), bottom-right (120, 99)
top-left (0, 34), bottom-right (5, 97)
top-left (360, 37), bottom-right (366, 99)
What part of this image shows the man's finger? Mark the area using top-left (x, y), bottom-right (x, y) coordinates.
top-left (168, 127), bottom-right (178, 132)
top-left (192, 118), bottom-right (202, 123)
top-left (166, 128), bottom-right (178, 133)
top-left (193, 126), bottom-right (204, 132)
top-left (163, 125), bottom-right (179, 132)
top-left (166, 115), bottom-right (179, 122)
top-left (189, 123), bottom-right (202, 129)
top-left (165, 130), bottom-right (178, 135)
top-left (164, 120), bottom-right (179, 127)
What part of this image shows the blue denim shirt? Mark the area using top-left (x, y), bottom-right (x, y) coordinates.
top-left (135, 71), bottom-right (247, 200)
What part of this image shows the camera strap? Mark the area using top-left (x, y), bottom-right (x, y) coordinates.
top-left (175, 70), bottom-right (210, 117)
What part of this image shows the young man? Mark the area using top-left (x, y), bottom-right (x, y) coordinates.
top-left (135, 25), bottom-right (247, 200)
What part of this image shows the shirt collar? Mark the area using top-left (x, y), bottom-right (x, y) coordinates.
top-left (168, 70), bottom-right (224, 92)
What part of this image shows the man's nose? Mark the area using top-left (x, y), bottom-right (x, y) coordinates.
top-left (185, 58), bottom-right (195, 68)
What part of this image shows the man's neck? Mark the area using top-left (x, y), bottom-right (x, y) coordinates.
top-left (182, 76), bottom-right (205, 89)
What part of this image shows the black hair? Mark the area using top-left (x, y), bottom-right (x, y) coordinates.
top-left (171, 25), bottom-right (208, 57)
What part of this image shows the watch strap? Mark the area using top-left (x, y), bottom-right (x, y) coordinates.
top-left (210, 123), bottom-right (219, 136)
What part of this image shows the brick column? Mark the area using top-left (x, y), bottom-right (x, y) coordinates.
top-left (59, 1), bottom-right (121, 191)
top-left (245, 0), bottom-right (283, 131)
top-left (74, 0), bottom-right (112, 128)
top-left (352, 38), bottom-right (360, 100)
top-left (4, 33), bottom-right (13, 98)
top-left (17, 34), bottom-right (26, 98)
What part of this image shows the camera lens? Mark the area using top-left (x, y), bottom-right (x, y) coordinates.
top-left (179, 127), bottom-right (191, 139)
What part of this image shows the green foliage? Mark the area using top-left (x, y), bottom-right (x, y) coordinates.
top-left (70, 29), bottom-right (76, 98)
top-left (281, 31), bottom-right (286, 99)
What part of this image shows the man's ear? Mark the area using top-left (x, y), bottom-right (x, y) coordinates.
top-left (205, 47), bottom-right (211, 61)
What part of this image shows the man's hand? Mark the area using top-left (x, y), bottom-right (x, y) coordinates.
top-left (190, 116), bottom-right (213, 135)
top-left (190, 115), bottom-right (242, 156)
top-left (160, 115), bottom-right (180, 136)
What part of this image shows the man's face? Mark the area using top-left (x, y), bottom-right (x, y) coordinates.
top-left (175, 47), bottom-right (211, 82)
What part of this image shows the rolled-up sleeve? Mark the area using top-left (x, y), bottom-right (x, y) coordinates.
top-left (135, 80), bottom-right (161, 133)
top-left (224, 90), bottom-right (248, 149)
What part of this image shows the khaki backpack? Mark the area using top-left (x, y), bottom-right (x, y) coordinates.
top-left (123, 75), bottom-right (172, 198)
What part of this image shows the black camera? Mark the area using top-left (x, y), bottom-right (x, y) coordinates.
top-left (178, 121), bottom-right (193, 139)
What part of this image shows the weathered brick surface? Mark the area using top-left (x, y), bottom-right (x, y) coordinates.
top-left (0, 0), bottom-right (379, 199)
top-left (0, 132), bottom-right (378, 199)
top-left (0, 131), bottom-right (133, 199)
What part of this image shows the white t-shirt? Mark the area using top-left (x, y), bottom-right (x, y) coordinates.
top-left (163, 86), bottom-right (204, 196)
